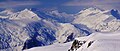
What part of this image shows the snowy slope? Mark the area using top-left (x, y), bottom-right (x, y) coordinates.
top-left (73, 8), bottom-right (110, 28)
top-left (0, 17), bottom-right (30, 51)
top-left (24, 32), bottom-right (120, 51)
top-left (0, 9), bottom-right (14, 16)
top-left (0, 10), bottom-right (39, 51)
top-left (8, 9), bottom-right (41, 20)
top-left (94, 19), bottom-right (120, 32)
top-left (24, 42), bottom-right (72, 51)
top-left (0, 9), bottom-right (42, 51)
top-left (75, 32), bottom-right (120, 51)
top-left (56, 23), bottom-right (82, 43)
top-left (73, 8), bottom-right (120, 32)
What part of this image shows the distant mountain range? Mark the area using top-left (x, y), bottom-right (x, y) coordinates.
top-left (0, 7), bottom-right (120, 51)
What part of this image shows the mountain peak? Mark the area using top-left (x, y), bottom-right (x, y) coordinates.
top-left (0, 8), bottom-right (14, 15)
top-left (3, 8), bottom-right (41, 21)
top-left (23, 8), bottom-right (29, 11)
top-left (14, 9), bottom-right (41, 20)
top-left (76, 7), bottom-right (102, 17)
top-left (21, 8), bottom-right (32, 13)
top-left (73, 7), bottom-right (113, 29)
top-left (79, 7), bottom-right (102, 13)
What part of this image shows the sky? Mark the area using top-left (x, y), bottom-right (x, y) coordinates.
top-left (0, 0), bottom-right (120, 14)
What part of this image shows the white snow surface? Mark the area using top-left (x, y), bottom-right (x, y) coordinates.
top-left (25, 32), bottom-right (120, 51)
top-left (56, 23), bottom-right (82, 43)
top-left (73, 8), bottom-right (120, 32)
top-left (0, 9), bottom-right (41, 51)
top-left (76, 32), bottom-right (120, 51)
top-left (24, 42), bottom-right (72, 51)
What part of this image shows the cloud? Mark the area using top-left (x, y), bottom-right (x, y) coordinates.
top-left (0, 1), bottom-right (41, 8)
top-left (63, 0), bottom-right (120, 10)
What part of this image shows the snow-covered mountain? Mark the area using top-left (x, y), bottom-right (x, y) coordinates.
top-left (56, 23), bottom-right (83, 43)
top-left (0, 7), bottom-right (120, 51)
top-left (68, 32), bottom-right (120, 51)
top-left (24, 32), bottom-right (120, 51)
top-left (0, 9), bottom-right (14, 16)
top-left (0, 8), bottom-right (43, 51)
top-left (72, 8), bottom-right (120, 32)
top-left (0, 8), bottom-right (85, 51)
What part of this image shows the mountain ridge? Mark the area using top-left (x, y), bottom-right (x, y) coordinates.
top-left (0, 7), bottom-right (120, 51)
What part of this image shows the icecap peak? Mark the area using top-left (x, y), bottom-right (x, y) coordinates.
top-left (7, 8), bottom-right (41, 21)
top-left (78, 7), bottom-right (102, 16)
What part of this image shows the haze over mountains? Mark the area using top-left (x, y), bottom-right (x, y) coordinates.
top-left (0, 7), bottom-right (120, 51)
